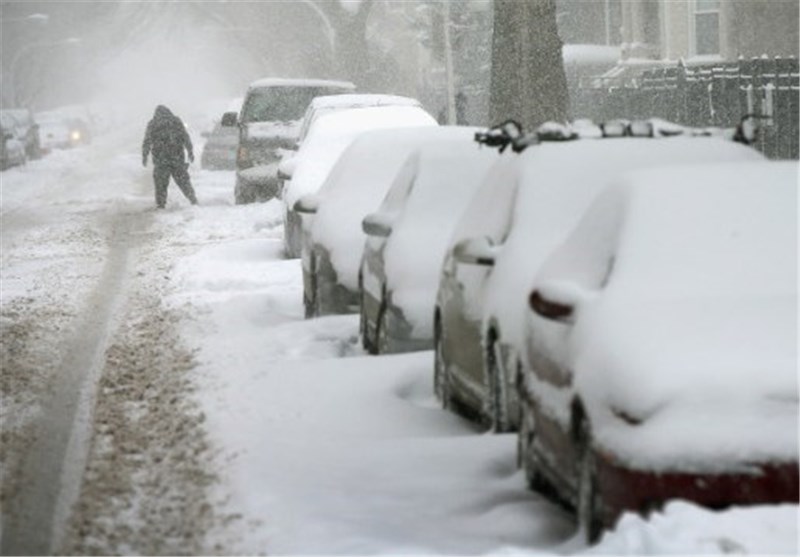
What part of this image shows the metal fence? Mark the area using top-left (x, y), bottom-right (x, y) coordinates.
top-left (573, 57), bottom-right (799, 160)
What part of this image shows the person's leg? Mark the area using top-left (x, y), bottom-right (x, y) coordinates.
top-left (172, 163), bottom-right (198, 205)
top-left (153, 165), bottom-right (169, 208)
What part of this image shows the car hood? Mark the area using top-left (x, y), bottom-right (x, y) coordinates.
top-left (245, 120), bottom-right (301, 141)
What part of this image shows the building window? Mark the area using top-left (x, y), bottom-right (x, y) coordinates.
top-left (694, 0), bottom-right (720, 55)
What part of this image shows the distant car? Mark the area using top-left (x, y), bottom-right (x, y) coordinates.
top-left (434, 121), bottom-right (766, 433)
top-left (1, 109), bottom-right (41, 159)
top-left (0, 121), bottom-right (26, 170)
top-left (201, 112), bottom-right (240, 170)
top-left (281, 105), bottom-right (437, 259)
top-left (359, 126), bottom-right (499, 355)
top-left (521, 161), bottom-right (799, 542)
top-left (36, 117), bottom-right (72, 153)
top-left (295, 94), bottom-right (423, 149)
top-left (232, 78), bottom-right (356, 204)
top-left (296, 126), bottom-right (444, 318)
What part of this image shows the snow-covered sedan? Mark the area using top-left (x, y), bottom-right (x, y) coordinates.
top-left (294, 93), bottom-right (423, 149)
top-left (359, 126), bottom-right (499, 355)
top-left (281, 105), bottom-right (437, 259)
top-left (296, 126), bottom-right (444, 318)
top-left (435, 123), bottom-right (766, 433)
top-left (521, 161), bottom-right (799, 541)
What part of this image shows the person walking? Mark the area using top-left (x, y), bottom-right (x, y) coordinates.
top-left (142, 105), bottom-right (198, 208)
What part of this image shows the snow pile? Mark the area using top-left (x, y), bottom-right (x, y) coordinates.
top-left (587, 501), bottom-right (799, 555)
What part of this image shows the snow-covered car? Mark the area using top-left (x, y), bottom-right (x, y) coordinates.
top-left (434, 123), bottom-right (766, 433)
top-left (295, 94), bottom-right (423, 149)
top-left (281, 105), bottom-right (437, 259)
top-left (233, 78), bottom-right (355, 204)
top-left (359, 126), bottom-right (500, 355)
top-left (0, 122), bottom-right (26, 170)
top-left (1, 109), bottom-right (41, 159)
top-left (201, 113), bottom-right (239, 170)
top-left (297, 126), bottom-right (450, 318)
top-left (36, 119), bottom-right (72, 152)
top-left (521, 161), bottom-right (799, 541)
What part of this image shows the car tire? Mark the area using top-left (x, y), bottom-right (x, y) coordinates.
top-left (433, 317), bottom-right (451, 409)
top-left (235, 187), bottom-right (251, 205)
top-left (376, 301), bottom-right (390, 355)
top-left (486, 335), bottom-right (512, 433)
top-left (577, 416), bottom-right (603, 544)
top-left (304, 256), bottom-right (317, 319)
top-left (359, 286), bottom-right (375, 355)
top-left (519, 396), bottom-right (548, 492)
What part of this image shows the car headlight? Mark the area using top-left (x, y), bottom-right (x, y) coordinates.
top-left (70, 130), bottom-right (81, 142)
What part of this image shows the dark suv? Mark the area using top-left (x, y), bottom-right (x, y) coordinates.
top-left (229, 78), bottom-right (355, 204)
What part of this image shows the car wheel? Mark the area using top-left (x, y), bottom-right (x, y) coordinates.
top-left (235, 185), bottom-right (251, 205)
top-left (518, 397), bottom-right (548, 492)
top-left (359, 287), bottom-right (375, 354)
top-left (433, 317), bottom-right (451, 409)
top-left (577, 417), bottom-right (603, 544)
top-left (304, 256), bottom-right (318, 319)
top-left (375, 298), bottom-right (391, 355)
top-left (486, 335), bottom-right (512, 433)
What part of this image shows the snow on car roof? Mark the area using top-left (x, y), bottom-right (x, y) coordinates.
top-left (247, 77), bottom-right (356, 91)
top-left (478, 136), bottom-right (766, 362)
top-left (307, 94), bottom-right (421, 110)
top-left (380, 127), bottom-right (501, 334)
top-left (283, 105), bottom-right (436, 208)
top-left (540, 161), bottom-right (798, 471)
top-left (312, 126), bottom-right (444, 290)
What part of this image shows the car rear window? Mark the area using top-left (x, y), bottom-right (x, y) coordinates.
top-left (241, 87), bottom-right (350, 124)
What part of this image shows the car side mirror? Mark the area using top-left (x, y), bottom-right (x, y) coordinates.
top-left (221, 111), bottom-right (238, 127)
top-left (293, 194), bottom-right (320, 215)
top-left (529, 281), bottom-right (592, 325)
top-left (278, 156), bottom-right (296, 181)
top-left (452, 236), bottom-right (497, 266)
top-left (362, 212), bottom-right (394, 237)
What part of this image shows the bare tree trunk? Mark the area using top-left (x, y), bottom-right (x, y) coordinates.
top-left (490, 0), bottom-right (569, 130)
top-left (319, 0), bottom-right (375, 87)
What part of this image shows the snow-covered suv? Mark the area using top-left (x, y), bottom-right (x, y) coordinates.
top-left (232, 78), bottom-right (355, 204)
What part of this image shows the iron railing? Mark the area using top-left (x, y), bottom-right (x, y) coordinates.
top-left (573, 56), bottom-right (799, 159)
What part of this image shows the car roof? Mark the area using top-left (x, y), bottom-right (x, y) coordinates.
top-left (308, 94), bottom-right (421, 110)
top-left (247, 77), bottom-right (356, 91)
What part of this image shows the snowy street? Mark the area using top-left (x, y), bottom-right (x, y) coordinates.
top-left (1, 125), bottom-right (796, 555)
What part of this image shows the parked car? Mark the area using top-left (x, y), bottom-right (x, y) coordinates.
top-left (434, 121), bottom-right (766, 433)
top-left (281, 105), bottom-right (437, 259)
top-left (296, 126), bottom-right (447, 318)
top-left (0, 120), bottom-right (26, 170)
top-left (295, 94), bottom-right (423, 149)
top-left (201, 116), bottom-right (239, 171)
top-left (359, 126), bottom-right (500, 355)
top-left (231, 78), bottom-right (355, 204)
top-left (520, 161), bottom-right (799, 541)
top-left (0, 109), bottom-right (41, 159)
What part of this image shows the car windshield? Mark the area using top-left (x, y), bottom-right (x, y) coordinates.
top-left (241, 87), bottom-right (348, 124)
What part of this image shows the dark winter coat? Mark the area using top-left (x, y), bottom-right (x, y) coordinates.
top-left (142, 105), bottom-right (194, 167)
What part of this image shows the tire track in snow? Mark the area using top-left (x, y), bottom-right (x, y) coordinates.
top-left (0, 210), bottom-right (147, 555)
